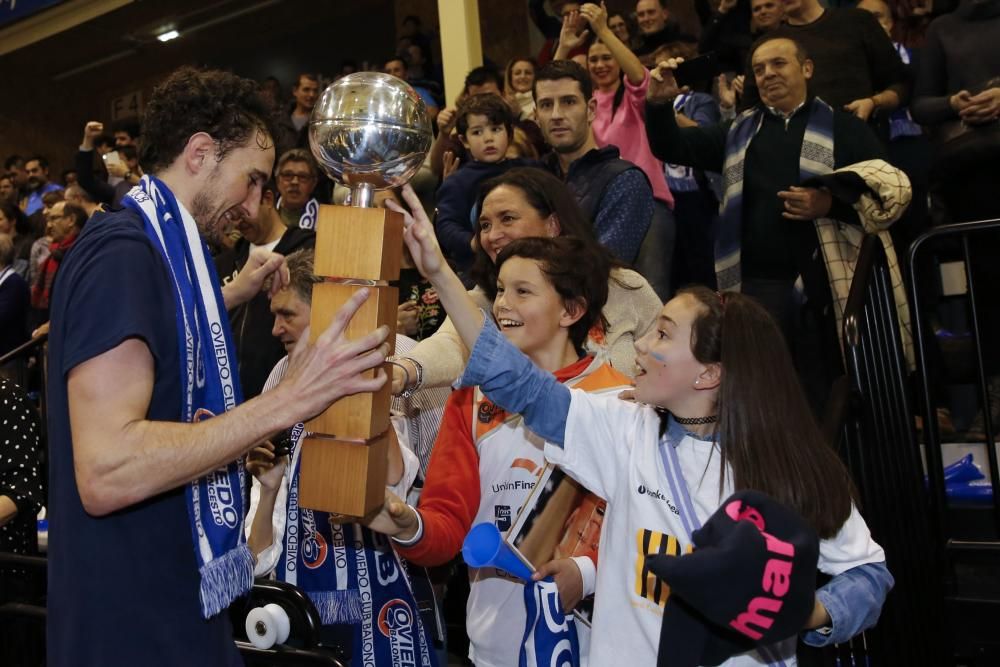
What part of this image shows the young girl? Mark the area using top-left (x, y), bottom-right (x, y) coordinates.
top-left (379, 184), bottom-right (894, 666)
top-left (367, 234), bottom-right (633, 667)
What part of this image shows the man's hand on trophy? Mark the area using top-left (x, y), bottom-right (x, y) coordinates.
top-left (278, 288), bottom-right (391, 424)
top-left (221, 247), bottom-right (290, 310)
top-left (385, 185), bottom-right (448, 281)
top-left (363, 488), bottom-right (420, 541)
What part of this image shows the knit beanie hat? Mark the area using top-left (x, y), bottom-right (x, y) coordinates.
top-left (647, 490), bottom-right (820, 667)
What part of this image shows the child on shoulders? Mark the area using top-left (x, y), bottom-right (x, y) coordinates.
top-left (434, 93), bottom-right (539, 271)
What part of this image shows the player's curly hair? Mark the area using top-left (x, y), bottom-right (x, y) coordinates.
top-left (139, 66), bottom-right (277, 174)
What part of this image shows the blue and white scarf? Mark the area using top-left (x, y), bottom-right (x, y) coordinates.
top-left (122, 175), bottom-right (253, 618)
top-left (716, 97), bottom-right (835, 291)
top-left (279, 427), bottom-right (438, 666)
top-left (519, 579), bottom-right (580, 667)
top-left (658, 418), bottom-right (789, 667)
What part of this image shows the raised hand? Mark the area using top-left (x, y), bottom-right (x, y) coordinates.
top-left (579, 2), bottom-right (609, 34)
top-left (648, 58), bottom-right (686, 105)
top-left (437, 107), bottom-right (457, 135)
top-left (386, 185), bottom-right (449, 281)
top-left (733, 74), bottom-right (745, 98)
top-left (82, 121), bottom-right (104, 151)
top-left (558, 10), bottom-right (590, 54)
top-left (442, 150), bottom-right (461, 180)
top-left (718, 74), bottom-right (737, 110)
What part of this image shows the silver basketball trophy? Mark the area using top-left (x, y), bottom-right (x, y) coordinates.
top-left (309, 72), bottom-right (433, 208)
top-left (298, 73), bottom-right (432, 518)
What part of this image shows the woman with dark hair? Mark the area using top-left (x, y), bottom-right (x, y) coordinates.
top-left (392, 168), bottom-right (661, 395)
top-left (0, 201), bottom-right (36, 278)
top-left (505, 57), bottom-right (537, 120)
top-left (387, 200), bottom-right (893, 665)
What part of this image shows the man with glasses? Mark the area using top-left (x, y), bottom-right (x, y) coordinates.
top-left (31, 201), bottom-right (86, 323)
top-left (216, 176), bottom-right (315, 398)
top-left (274, 148), bottom-right (321, 230)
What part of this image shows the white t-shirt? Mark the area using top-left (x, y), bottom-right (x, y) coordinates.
top-left (546, 390), bottom-right (886, 667)
top-left (465, 357), bottom-right (630, 667)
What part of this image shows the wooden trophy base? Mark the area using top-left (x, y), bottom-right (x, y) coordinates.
top-left (298, 433), bottom-right (389, 519)
top-left (307, 282), bottom-right (397, 439)
top-left (299, 202), bottom-right (402, 519)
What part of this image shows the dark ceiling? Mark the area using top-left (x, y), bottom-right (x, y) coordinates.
top-left (2, 0), bottom-right (397, 91)
top-left (0, 0), bottom-right (399, 170)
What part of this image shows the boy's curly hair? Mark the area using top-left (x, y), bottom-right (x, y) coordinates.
top-left (455, 93), bottom-right (515, 138)
top-left (140, 66), bottom-right (277, 174)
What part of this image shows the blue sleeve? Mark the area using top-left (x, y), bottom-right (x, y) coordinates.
top-left (802, 561), bottom-right (895, 647)
top-left (415, 87), bottom-right (438, 109)
top-left (457, 316), bottom-right (571, 445)
top-left (687, 93), bottom-right (722, 128)
top-left (433, 176), bottom-right (475, 264)
top-left (592, 170), bottom-right (654, 264)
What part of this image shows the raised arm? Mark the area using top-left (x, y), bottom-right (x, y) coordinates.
top-left (581, 2), bottom-right (645, 86)
top-left (646, 60), bottom-right (729, 171)
top-left (389, 186), bottom-right (486, 352)
top-left (555, 10), bottom-right (590, 60)
top-left (387, 185), bottom-right (572, 444)
top-left (69, 290), bottom-right (390, 516)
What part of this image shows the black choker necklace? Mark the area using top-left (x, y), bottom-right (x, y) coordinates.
top-left (673, 414), bottom-right (718, 425)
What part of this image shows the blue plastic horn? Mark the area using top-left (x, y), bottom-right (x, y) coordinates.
top-left (462, 522), bottom-right (534, 581)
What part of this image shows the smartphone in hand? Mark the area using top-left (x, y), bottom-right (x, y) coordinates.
top-left (673, 53), bottom-right (719, 89)
top-left (102, 151), bottom-right (123, 168)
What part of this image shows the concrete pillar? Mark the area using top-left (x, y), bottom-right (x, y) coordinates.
top-left (436, 0), bottom-right (482, 105)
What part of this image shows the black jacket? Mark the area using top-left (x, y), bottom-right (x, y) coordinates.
top-left (214, 227), bottom-right (315, 398)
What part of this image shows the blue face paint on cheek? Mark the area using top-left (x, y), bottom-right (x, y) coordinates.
top-left (649, 350), bottom-right (668, 364)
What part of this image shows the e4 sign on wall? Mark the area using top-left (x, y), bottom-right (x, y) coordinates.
top-left (111, 90), bottom-right (143, 120)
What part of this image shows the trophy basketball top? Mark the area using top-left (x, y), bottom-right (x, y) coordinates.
top-left (308, 72), bottom-right (432, 207)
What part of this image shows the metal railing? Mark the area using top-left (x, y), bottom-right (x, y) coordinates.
top-left (909, 218), bottom-right (1000, 662)
top-left (835, 235), bottom-right (947, 664)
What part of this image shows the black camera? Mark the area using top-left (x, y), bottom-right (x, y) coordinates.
top-left (271, 428), bottom-right (295, 457)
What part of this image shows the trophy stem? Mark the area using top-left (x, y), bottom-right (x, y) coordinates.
top-left (350, 183), bottom-right (375, 208)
